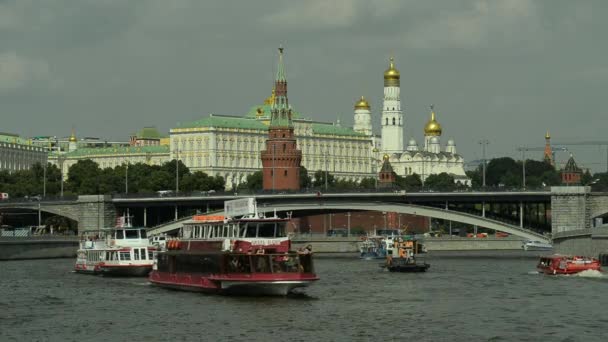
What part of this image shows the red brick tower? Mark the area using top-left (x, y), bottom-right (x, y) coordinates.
top-left (261, 47), bottom-right (302, 191)
top-left (543, 130), bottom-right (554, 166)
top-left (378, 154), bottom-right (396, 188)
top-left (561, 153), bottom-right (582, 185)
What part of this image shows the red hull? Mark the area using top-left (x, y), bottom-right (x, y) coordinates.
top-left (538, 255), bottom-right (601, 275)
top-left (149, 270), bottom-right (318, 295)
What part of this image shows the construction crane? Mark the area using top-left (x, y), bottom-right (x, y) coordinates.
top-left (552, 141), bottom-right (608, 173)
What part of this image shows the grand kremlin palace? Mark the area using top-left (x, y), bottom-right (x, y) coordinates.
top-left (170, 93), bottom-right (374, 188)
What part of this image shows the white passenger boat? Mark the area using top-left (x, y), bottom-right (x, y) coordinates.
top-left (522, 240), bottom-right (553, 251)
top-left (74, 215), bottom-right (156, 276)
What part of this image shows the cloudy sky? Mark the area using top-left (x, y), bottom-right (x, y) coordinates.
top-left (1, 0), bottom-right (606, 171)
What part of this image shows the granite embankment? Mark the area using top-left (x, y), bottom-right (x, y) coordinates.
top-left (0, 236), bottom-right (78, 261)
top-left (292, 236), bottom-right (525, 253)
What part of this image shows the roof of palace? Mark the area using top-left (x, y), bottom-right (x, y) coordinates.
top-left (133, 127), bottom-right (166, 139)
top-left (58, 145), bottom-right (169, 158)
top-left (0, 133), bottom-right (30, 146)
top-left (390, 151), bottom-right (463, 160)
top-left (174, 113), bottom-right (365, 138)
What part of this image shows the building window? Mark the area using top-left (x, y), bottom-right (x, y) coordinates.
top-left (392, 118), bottom-right (396, 125)
top-left (284, 170), bottom-right (288, 176)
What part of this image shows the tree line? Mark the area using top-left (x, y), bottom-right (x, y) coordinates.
top-left (2, 156), bottom-right (608, 198)
top-left (0, 159), bottom-right (225, 198)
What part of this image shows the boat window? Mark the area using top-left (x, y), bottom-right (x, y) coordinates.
top-left (175, 255), bottom-right (220, 274)
top-left (257, 223), bottom-right (276, 238)
top-left (227, 256), bottom-right (251, 273)
top-left (276, 222), bottom-right (286, 237)
top-left (244, 223), bottom-right (257, 238)
top-left (134, 249), bottom-right (140, 260)
top-left (116, 230), bottom-right (124, 239)
top-left (140, 248), bottom-right (147, 260)
top-left (148, 250), bottom-right (154, 260)
top-left (125, 230), bottom-right (138, 239)
top-left (119, 252), bottom-right (131, 261)
top-left (140, 230), bottom-right (147, 238)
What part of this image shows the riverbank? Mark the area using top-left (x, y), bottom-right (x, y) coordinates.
top-left (0, 236), bottom-right (78, 261)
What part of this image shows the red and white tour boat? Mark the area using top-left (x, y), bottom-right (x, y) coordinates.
top-left (74, 214), bottom-right (156, 276)
top-left (537, 254), bottom-right (601, 275)
top-left (148, 198), bottom-right (319, 295)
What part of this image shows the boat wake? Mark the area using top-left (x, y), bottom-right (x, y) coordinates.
top-left (526, 270), bottom-right (541, 275)
top-left (573, 270), bottom-right (606, 278)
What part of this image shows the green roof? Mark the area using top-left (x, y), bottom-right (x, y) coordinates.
top-left (176, 115), bottom-right (269, 131)
top-left (0, 133), bottom-right (29, 145)
top-left (312, 123), bottom-right (365, 137)
top-left (134, 127), bottom-right (166, 139)
top-left (60, 145), bottom-right (169, 157)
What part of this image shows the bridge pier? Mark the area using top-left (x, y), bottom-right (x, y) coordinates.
top-left (519, 201), bottom-right (523, 228)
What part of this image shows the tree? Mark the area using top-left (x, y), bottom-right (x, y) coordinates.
top-left (313, 170), bottom-right (336, 188)
top-left (485, 157), bottom-right (519, 187)
top-left (396, 173), bottom-right (422, 191)
top-left (238, 171), bottom-right (263, 191)
top-left (424, 173), bottom-right (455, 191)
top-left (67, 160), bottom-right (101, 195)
top-left (359, 177), bottom-right (376, 189)
top-left (299, 166), bottom-right (312, 189)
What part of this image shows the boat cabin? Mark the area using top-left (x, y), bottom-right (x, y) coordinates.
top-left (181, 215), bottom-right (288, 240)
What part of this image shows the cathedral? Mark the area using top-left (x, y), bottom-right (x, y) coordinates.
top-left (353, 57), bottom-right (469, 185)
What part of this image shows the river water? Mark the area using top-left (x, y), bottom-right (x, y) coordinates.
top-left (1, 251), bottom-right (606, 342)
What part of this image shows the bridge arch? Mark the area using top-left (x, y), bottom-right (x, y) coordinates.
top-left (254, 200), bottom-right (550, 243)
top-left (0, 205), bottom-right (79, 222)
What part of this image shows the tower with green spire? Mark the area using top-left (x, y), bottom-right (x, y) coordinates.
top-left (261, 46), bottom-right (302, 191)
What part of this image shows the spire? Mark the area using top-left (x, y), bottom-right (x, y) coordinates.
top-left (543, 129), bottom-right (554, 165)
top-left (270, 45), bottom-right (292, 128)
top-left (276, 45), bottom-right (286, 82)
top-left (424, 105), bottom-right (442, 136)
top-left (545, 130), bottom-right (550, 140)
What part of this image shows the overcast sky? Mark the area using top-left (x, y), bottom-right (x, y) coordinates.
top-left (1, 0), bottom-right (607, 172)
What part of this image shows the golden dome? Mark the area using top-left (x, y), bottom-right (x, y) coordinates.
top-left (545, 130), bottom-right (550, 140)
top-left (263, 88), bottom-right (276, 105)
top-left (354, 96), bottom-right (370, 110)
top-left (69, 129), bottom-right (77, 143)
top-left (384, 57), bottom-right (400, 80)
top-left (383, 153), bottom-right (390, 161)
top-left (424, 107), bottom-right (442, 136)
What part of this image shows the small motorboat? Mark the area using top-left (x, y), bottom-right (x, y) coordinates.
top-left (537, 255), bottom-right (601, 275)
top-left (381, 237), bottom-right (429, 273)
top-left (523, 240), bottom-right (553, 251)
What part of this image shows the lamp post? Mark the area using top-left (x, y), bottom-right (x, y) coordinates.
top-left (272, 144), bottom-right (275, 193)
top-left (372, 148), bottom-right (379, 189)
top-left (521, 149), bottom-right (526, 190)
top-left (346, 212), bottom-right (351, 237)
top-left (324, 149), bottom-right (329, 191)
top-left (42, 161), bottom-right (47, 198)
top-left (175, 150), bottom-right (180, 195)
top-left (125, 162), bottom-right (129, 195)
top-left (478, 139), bottom-right (490, 188)
top-left (58, 156), bottom-right (65, 198)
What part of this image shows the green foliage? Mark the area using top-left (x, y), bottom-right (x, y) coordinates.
top-left (423, 172), bottom-right (455, 191)
top-left (0, 159), bottom-right (226, 197)
top-left (396, 173), bottom-right (422, 191)
top-left (300, 166), bottom-right (312, 189)
top-left (313, 170), bottom-right (336, 188)
top-left (238, 171), bottom-right (263, 191)
top-left (359, 177), bottom-right (376, 189)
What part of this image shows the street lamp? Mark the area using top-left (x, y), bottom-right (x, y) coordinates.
top-left (42, 161), bottom-right (47, 198)
top-left (175, 150), bottom-right (180, 195)
top-left (324, 148), bottom-right (329, 191)
top-left (58, 155), bottom-right (65, 198)
top-left (521, 149), bottom-right (526, 190)
top-left (372, 147), bottom-right (379, 189)
top-left (478, 139), bottom-right (490, 188)
top-left (125, 162), bottom-right (129, 195)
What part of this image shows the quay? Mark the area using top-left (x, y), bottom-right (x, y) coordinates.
top-left (0, 236), bottom-right (78, 261)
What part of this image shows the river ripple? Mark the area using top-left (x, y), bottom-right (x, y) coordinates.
top-left (1, 251), bottom-right (606, 342)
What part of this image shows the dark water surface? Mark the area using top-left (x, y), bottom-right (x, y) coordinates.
top-left (1, 251), bottom-right (606, 342)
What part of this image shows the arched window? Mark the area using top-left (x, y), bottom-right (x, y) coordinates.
top-left (385, 118), bottom-right (388, 125)
top-left (284, 170), bottom-right (288, 176)
top-left (392, 118), bottom-right (396, 125)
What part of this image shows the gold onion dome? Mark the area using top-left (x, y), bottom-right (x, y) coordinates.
top-left (383, 153), bottom-right (390, 161)
top-left (384, 57), bottom-right (400, 80)
top-left (424, 107), bottom-right (442, 136)
top-left (545, 130), bottom-right (551, 139)
top-left (354, 96), bottom-right (370, 110)
top-left (69, 129), bottom-right (77, 142)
